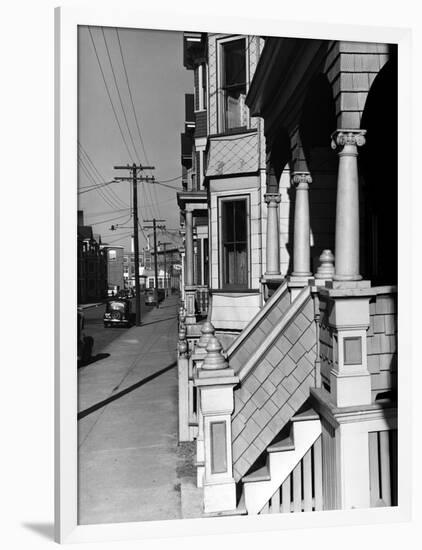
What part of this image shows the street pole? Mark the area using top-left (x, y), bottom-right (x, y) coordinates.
top-left (132, 164), bottom-right (141, 325)
top-left (114, 163), bottom-right (155, 325)
top-left (144, 218), bottom-right (166, 308)
top-left (163, 243), bottom-right (167, 296)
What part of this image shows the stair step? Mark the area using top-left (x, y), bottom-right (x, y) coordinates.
top-left (292, 407), bottom-right (319, 422)
top-left (242, 464), bottom-right (270, 483)
top-left (267, 435), bottom-right (295, 453)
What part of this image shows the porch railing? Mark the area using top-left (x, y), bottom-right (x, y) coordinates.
top-left (195, 285), bottom-right (209, 317)
top-left (259, 436), bottom-right (323, 514)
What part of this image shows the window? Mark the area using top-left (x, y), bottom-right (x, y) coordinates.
top-left (221, 38), bottom-right (247, 131)
top-left (201, 63), bottom-right (207, 110)
top-left (108, 250), bottom-right (116, 261)
top-left (221, 198), bottom-right (248, 288)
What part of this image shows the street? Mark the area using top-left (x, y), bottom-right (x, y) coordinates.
top-left (82, 297), bottom-right (154, 358)
top-left (77, 293), bottom-right (201, 524)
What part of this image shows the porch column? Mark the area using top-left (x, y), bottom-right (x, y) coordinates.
top-left (185, 210), bottom-right (194, 286)
top-left (264, 193), bottom-right (281, 277)
top-left (184, 209), bottom-right (196, 324)
top-left (331, 130), bottom-right (366, 281)
top-left (292, 172), bottom-right (312, 277)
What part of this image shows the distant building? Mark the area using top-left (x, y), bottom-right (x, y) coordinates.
top-left (101, 245), bottom-right (125, 294)
top-left (77, 211), bottom-right (107, 303)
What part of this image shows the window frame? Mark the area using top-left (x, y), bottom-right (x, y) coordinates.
top-left (218, 194), bottom-right (251, 290)
top-left (217, 35), bottom-right (249, 133)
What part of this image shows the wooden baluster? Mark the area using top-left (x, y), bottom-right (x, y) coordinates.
top-left (313, 436), bottom-right (323, 511)
top-left (270, 488), bottom-right (280, 513)
top-left (379, 431), bottom-right (392, 506)
top-left (303, 448), bottom-right (312, 511)
top-left (261, 502), bottom-right (269, 514)
top-left (293, 462), bottom-right (302, 513)
top-left (281, 476), bottom-right (291, 513)
top-left (369, 431), bottom-right (381, 506)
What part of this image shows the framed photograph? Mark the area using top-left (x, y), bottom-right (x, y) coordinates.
top-left (55, 4), bottom-right (412, 544)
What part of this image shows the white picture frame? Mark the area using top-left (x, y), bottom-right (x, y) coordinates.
top-left (55, 4), bottom-right (412, 544)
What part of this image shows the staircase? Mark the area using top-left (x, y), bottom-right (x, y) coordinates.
top-left (241, 408), bottom-right (322, 514)
top-left (230, 285), bottom-right (318, 482)
top-left (227, 281), bottom-right (290, 373)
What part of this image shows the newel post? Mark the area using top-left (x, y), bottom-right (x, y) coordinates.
top-left (194, 336), bottom-right (238, 513)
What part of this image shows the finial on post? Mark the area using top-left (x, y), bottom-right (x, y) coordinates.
top-left (315, 249), bottom-right (335, 280)
top-left (202, 336), bottom-right (228, 371)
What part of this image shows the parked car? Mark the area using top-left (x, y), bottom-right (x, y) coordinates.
top-left (103, 299), bottom-right (132, 327)
top-left (77, 309), bottom-right (94, 363)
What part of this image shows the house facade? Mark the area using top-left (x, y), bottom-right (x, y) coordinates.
top-left (77, 211), bottom-right (107, 303)
top-left (177, 35), bottom-right (397, 517)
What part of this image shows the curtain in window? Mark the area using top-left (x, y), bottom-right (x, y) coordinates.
top-left (222, 199), bottom-right (248, 288)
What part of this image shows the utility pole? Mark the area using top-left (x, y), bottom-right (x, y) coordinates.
top-left (144, 218), bottom-right (166, 307)
top-left (159, 241), bottom-right (172, 296)
top-left (114, 163), bottom-right (155, 325)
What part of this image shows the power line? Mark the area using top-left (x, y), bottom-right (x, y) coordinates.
top-left (85, 213), bottom-right (132, 226)
top-left (78, 180), bottom-right (116, 194)
top-left (85, 207), bottom-right (130, 217)
top-left (101, 28), bottom-right (140, 161)
top-left (87, 27), bottom-right (135, 163)
top-left (115, 28), bottom-right (150, 167)
top-left (115, 28), bottom-right (162, 220)
top-left (79, 156), bottom-right (118, 210)
top-left (78, 141), bottom-right (129, 208)
top-left (78, 152), bottom-right (125, 211)
top-left (156, 174), bottom-right (183, 183)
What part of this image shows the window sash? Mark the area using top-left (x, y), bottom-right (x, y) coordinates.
top-left (221, 198), bottom-right (248, 289)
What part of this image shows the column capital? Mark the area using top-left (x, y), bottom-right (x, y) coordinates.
top-left (331, 129), bottom-right (366, 151)
top-left (291, 171), bottom-right (312, 187)
top-left (264, 192), bottom-right (281, 205)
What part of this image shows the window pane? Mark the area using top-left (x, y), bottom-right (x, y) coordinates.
top-left (221, 199), bottom-right (248, 288)
top-left (234, 200), bottom-right (247, 242)
top-left (222, 201), bottom-right (235, 242)
top-left (222, 39), bottom-right (246, 130)
top-left (223, 39), bottom-right (246, 87)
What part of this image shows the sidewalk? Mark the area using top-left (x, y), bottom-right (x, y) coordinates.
top-left (78, 294), bottom-right (202, 524)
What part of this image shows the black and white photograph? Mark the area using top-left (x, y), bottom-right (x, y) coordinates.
top-left (3, 0), bottom-right (422, 548)
top-left (76, 25), bottom-right (399, 524)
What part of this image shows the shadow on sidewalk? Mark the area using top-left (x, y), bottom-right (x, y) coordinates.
top-left (140, 316), bottom-right (177, 327)
top-left (78, 360), bottom-right (177, 421)
top-left (78, 353), bottom-right (110, 369)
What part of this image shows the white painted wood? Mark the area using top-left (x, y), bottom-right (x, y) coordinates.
top-left (303, 449), bottom-right (313, 511)
top-left (281, 477), bottom-right (291, 514)
top-left (379, 431), bottom-right (392, 506)
top-left (313, 436), bottom-right (323, 511)
top-left (178, 356), bottom-right (190, 442)
top-left (270, 489), bottom-right (280, 513)
top-left (293, 462), bottom-right (302, 513)
top-left (243, 417), bottom-right (321, 514)
top-left (368, 431), bottom-right (380, 506)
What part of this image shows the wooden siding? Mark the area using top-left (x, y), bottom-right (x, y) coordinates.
top-left (367, 291), bottom-right (397, 400)
top-left (231, 293), bottom-right (317, 481)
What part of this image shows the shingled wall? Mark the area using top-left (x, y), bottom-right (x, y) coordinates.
top-left (231, 291), bottom-right (317, 481)
top-left (228, 284), bottom-right (291, 374)
top-left (367, 289), bottom-right (397, 400)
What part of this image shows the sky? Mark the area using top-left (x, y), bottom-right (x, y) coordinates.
top-left (77, 26), bottom-right (193, 252)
